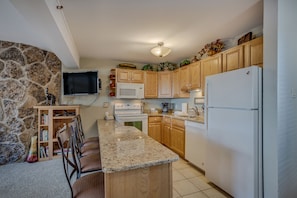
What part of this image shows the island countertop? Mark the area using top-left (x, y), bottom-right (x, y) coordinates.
top-left (97, 119), bottom-right (179, 173)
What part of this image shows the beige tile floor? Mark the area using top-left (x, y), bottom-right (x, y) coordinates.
top-left (172, 159), bottom-right (233, 198)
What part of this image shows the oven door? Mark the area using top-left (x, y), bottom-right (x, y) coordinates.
top-left (123, 120), bottom-right (143, 131)
top-left (115, 114), bottom-right (148, 135)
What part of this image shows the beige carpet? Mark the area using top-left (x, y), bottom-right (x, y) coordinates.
top-left (0, 159), bottom-right (70, 198)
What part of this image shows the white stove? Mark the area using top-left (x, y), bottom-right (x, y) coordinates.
top-left (114, 102), bottom-right (148, 134)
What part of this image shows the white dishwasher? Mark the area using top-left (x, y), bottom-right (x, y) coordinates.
top-left (185, 120), bottom-right (206, 171)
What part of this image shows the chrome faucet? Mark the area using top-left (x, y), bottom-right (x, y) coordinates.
top-left (192, 106), bottom-right (199, 116)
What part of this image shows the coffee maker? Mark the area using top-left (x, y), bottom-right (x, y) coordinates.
top-left (162, 103), bottom-right (175, 113)
top-left (162, 103), bottom-right (169, 113)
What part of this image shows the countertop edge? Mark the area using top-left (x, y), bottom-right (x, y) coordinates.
top-left (147, 113), bottom-right (205, 124)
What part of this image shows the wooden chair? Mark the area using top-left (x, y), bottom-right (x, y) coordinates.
top-left (56, 126), bottom-right (104, 198)
top-left (68, 119), bottom-right (102, 178)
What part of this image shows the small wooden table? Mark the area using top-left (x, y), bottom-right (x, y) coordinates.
top-left (97, 120), bottom-right (179, 198)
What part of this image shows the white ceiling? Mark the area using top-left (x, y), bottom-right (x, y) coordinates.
top-left (0, 0), bottom-right (263, 68)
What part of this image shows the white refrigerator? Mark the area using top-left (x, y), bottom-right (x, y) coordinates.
top-left (205, 66), bottom-right (262, 198)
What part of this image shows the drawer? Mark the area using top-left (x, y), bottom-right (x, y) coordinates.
top-left (172, 118), bottom-right (185, 128)
top-left (163, 116), bottom-right (171, 124)
top-left (149, 116), bottom-right (162, 123)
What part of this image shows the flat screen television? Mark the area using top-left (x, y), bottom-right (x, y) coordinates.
top-left (63, 71), bottom-right (99, 95)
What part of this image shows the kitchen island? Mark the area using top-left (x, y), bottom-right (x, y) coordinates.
top-left (97, 119), bottom-right (179, 198)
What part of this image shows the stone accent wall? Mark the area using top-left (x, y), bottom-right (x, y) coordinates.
top-left (0, 41), bottom-right (61, 165)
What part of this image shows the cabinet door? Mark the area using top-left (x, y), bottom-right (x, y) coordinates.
top-left (117, 69), bottom-right (130, 82)
top-left (148, 123), bottom-right (162, 143)
top-left (189, 61), bottom-right (201, 90)
top-left (222, 45), bottom-right (244, 72)
top-left (244, 36), bottom-right (263, 67)
top-left (201, 53), bottom-right (223, 95)
top-left (158, 71), bottom-right (172, 98)
top-left (172, 69), bottom-right (180, 98)
top-left (179, 66), bottom-right (190, 98)
top-left (116, 69), bottom-right (144, 83)
top-left (148, 116), bottom-right (162, 143)
top-left (171, 127), bottom-right (185, 157)
top-left (162, 124), bottom-right (171, 147)
top-left (130, 70), bottom-right (144, 83)
top-left (144, 71), bottom-right (158, 98)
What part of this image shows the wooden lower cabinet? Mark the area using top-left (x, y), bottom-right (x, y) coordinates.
top-left (171, 118), bottom-right (185, 158)
top-left (162, 116), bottom-right (171, 147)
top-left (161, 117), bottom-right (185, 158)
top-left (105, 163), bottom-right (172, 198)
top-left (148, 116), bottom-right (162, 143)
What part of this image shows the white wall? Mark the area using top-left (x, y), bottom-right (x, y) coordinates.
top-left (263, 0), bottom-right (297, 197)
top-left (277, 0), bottom-right (297, 197)
top-left (263, 0), bottom-right (278, 196)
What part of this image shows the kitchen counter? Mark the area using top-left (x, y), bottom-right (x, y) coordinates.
top-left (97, 119), bottom-right (178, 198)
top-left (147, 112), bottom-right (205, 124)
top-left (97, 119), bottom-right (178, 173)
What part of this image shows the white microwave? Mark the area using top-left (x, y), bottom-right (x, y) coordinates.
top-left (116, 83), bottom-right (144, 99)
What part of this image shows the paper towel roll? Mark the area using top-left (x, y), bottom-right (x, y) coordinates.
top-left (182, 103), bottom-right (188, 113)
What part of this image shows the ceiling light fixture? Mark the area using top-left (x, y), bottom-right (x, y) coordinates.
top-left (56, 0), bottom-right (64, 9)
top-left (150, 42), bottom-right (171, 57)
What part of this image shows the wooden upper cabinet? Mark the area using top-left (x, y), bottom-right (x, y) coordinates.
top-left (222, 45), bottom-right (244, 72)
top-left (144, 71), bottom-right (158, 98)
top-left (201, 53), bottom-right (223, 94)
top-left (189, 61), bottom-right (201, 90)
top-left (117, 69), bottom-right (144, 83)
top-left (179, 66), bottom-right (190, 98)
top-left (172, 69), bottom-right (180, 98)
top-left (158, 71), bottom-right (172, 98)
top-left (244, 36), bottom-right (263, 67)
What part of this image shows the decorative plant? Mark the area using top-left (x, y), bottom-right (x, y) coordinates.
top-left (158, 62), bottom-right (177, 71)
top-left (198, 39), bottom-right (224, 58)
top-left (180, 59), bottom-right (190, 67)
top-left (141, 64), bottom-right (153, 71)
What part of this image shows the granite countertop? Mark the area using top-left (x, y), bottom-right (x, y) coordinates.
top-left (147, 112), bottom-right (205, 124)
top-left (97, 119), bottom-right (179, 173)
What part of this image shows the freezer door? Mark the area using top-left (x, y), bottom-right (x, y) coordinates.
top-left (206, 66), bottom-right (261, 109)
top-left (205, 108), bottom-right (261, 198)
